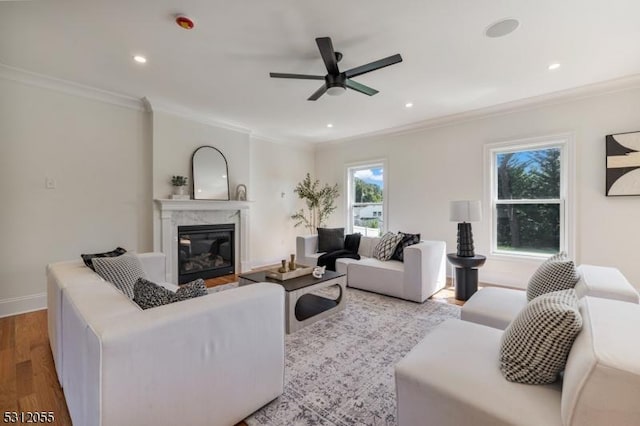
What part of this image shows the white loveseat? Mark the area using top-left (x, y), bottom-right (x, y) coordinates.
top-left (395, 296), bottom-right (640, 426)
top-left (296, 235), bottom-right (446, 303)
top-left (47, 253), bottom-right (284, 426)
top-left (461, 264), bottom-right (639, 330)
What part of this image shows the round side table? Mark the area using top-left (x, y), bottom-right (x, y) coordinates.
top-left (446, 254), bottom-right (486, 301)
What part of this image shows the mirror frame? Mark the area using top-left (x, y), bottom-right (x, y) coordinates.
top-left (191, 145), bottom-right (230, 200)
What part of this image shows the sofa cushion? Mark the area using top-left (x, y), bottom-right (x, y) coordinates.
top-left (347, 258), bottom-right (405, 299)
top-left (460, 287), bottom-right (527, 330)
top-left (574, 264), bottom-right (639, 304)
top-left (92, 253), bottom-right (147, 300)
top-left (373, 232), bottom-right (403, 261)
top-left (391, 232), bottom-right (420, 261)
top-left (395, 319), bottom-right (563, 426)
top-left (357, 236), bottom-right (381, 258)
top-left (134, 278), bottom-right (208, 309)
top-left (500, 289), bottom-right (582, 384)
top-left (527, 252), bottom-right (579, 301)
top-left (81, 247), bottom-right (127, 271)
top-left (317, 227), bottom-right (344, 253)
top-left (561, 297), bottom-right (640, 425)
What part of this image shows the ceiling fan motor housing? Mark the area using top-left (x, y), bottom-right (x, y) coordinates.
top-left (326, 73), bottom-right (347, 95)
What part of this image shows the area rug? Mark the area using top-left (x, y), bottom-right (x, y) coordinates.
top-left (240, 287), bottom-right (460, 426)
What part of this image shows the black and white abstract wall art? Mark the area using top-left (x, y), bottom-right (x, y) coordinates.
top-left (606, 131), bottom-right (640, 196)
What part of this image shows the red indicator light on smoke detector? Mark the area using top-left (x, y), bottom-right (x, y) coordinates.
top-left (176, 15), bottom-right (195, 30)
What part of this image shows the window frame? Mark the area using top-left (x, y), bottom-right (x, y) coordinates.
top-left (484, 133), bottom-right (575, 260)
top-left (345, 159), bottom-right (388, 235)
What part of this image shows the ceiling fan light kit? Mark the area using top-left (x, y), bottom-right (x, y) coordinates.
top-left (269, 37), bottom-right (403, 101)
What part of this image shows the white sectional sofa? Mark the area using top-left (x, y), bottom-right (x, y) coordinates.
top-left (297, 234), bottom-right (446, 303)
top-left (395, 296), bottom-right (640, 426)
top-left (461, 264), bottom-right (639, 330)
top-left (47, 253), bottom-right (284, 426)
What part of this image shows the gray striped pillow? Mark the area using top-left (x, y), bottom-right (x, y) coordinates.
top-left (500, 289), bottom-right (582, 384)
top-left (93, 253), bottom-right (147, 300)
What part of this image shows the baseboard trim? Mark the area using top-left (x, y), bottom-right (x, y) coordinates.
top-left (0, 292), bottom-right (47, 319)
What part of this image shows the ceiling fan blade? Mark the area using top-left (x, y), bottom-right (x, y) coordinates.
top-left (316, 37), bottom-right (340, 75)
top-left (269, 72), bottom-right (325, 80)
top-left (346, 79), bottom-right (379, 96)
top-left (345, 54), bottom-right (403, 78)
top-left (307, 84), bottom-right (328, 101)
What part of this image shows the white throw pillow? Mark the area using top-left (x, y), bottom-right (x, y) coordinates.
top-left (373, 232), bottom-right (403, 261)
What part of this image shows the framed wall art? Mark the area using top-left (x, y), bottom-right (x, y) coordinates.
top-left (606, 131), bottom-right (640, 196)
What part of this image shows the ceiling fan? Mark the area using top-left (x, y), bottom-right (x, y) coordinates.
top-left (269, 37), bottom-right (403, 101)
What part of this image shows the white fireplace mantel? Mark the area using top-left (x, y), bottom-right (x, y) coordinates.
top-left (154, 199), bottom-right (252, 283)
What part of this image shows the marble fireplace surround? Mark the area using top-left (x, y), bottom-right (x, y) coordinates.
top-left (154, 199), bottom-right (251, 283)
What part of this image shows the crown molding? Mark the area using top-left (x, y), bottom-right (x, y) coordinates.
top-left (143, 97), bottom-right (253, 135)
top-left (318, 73), bottom-right (640, 146)
top-left (0, 63), bottom-right (144, 111)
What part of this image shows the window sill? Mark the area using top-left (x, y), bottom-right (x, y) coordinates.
top-left (488, 251), bottom-right (553, 264)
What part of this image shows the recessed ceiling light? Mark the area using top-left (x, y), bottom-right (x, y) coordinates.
top-left (405, 102), bottom-right (413, 108)
top-left (327, 123), bottom-right (333, 128)
top-left (548, 63), bottom-right (561, 70)
top-left (485, 18), bottom-right (520, 38)
top-left (133, 55), bottom-right (147, 64)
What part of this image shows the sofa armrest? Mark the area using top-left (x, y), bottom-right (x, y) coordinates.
top-left (403, 241), bottom-right (447, 302)
top-left (297, 235), bottom-right (321, 266)
top-left (88, 283), bottom-right (285, 426)
top-left (137, 252), bottom-right (166, 284)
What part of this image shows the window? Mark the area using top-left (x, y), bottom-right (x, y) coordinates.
top-left (346, 162), bottom-right (386, 236)
top-left (487, 135), bottom-right (573, 258)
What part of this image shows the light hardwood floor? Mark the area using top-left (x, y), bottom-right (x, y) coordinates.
top-left (0, 274), bottom-right (462, 425)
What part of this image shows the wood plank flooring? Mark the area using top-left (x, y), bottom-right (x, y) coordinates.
top-left (0, 273), bottom-right (463, 426)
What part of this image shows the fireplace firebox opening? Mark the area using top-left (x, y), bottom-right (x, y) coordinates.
top-left (177, 224), bottom-right (235, 284)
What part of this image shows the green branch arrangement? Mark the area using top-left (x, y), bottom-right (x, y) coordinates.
top-left (291, 173), bottom-right (339, 233)
top-left (171, 175), bottom-right (188, 187)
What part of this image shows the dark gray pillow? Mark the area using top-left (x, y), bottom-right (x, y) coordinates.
top-left (81, 247), bottom-right (127, 271)
top-left (500, 289), bottom-right (583, 384)
top-left (93, 253), bottom-right (146, 300)
top-left (391, 232), bottom-right (421, 261)
top-left (344, 233), bottom-right (362, 254)
top-left (317, 228), bottom-right (344, 253)
top-left (527, 252), bottom-right (579, 301)
top-left (133, 278), bottom-right (208, 310)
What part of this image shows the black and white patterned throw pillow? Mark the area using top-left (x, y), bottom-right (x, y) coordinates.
top-left (134, 278), bottom-right (172, 309)
top-left (174, 279), bottom-right (208, 301)
top-left (527, 252), bottom-right (579, 301)
top-left (500, 289), bottom-right (583, 384)
top-left (81, 247), bottom-right (127, 271)
top-left (391, 232), bottom-right (421, 262)
top-left (133, 278), bottom-right (208, 309)
top-left (92, 253), bottom-right (147, 300)
top-left (373, 232), bottom-right (403, 261)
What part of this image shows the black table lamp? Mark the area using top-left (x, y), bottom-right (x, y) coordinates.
top-left (450, 200), bottom-right (482, 257)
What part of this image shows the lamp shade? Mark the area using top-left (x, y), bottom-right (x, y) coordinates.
top-left (450, 200), bottom-right (482, 222)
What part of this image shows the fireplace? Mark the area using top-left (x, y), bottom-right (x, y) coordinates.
top-left (177, 224), bottom-right (235, 284)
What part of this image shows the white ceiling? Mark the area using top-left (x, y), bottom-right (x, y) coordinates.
top-left (1, 0), bottom-right (640, 144)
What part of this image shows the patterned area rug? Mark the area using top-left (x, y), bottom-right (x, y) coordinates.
top-left (236, 286), bottom-right (460, 426)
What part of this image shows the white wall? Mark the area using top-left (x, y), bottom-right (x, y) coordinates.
top-left (315, 87), bottom-right (640, 289)
top-left (249, 136), bottom-right (315, 266)
top-left (0, 78), bottom-right (152, 315)
top-left (149, 108), bottom-right (314, 268)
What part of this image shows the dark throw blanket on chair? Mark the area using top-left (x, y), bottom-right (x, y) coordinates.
top-left (317, 233), bottom-right (361, 271)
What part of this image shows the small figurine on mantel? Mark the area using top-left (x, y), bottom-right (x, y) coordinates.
top-left (236, 184), bottom-right (247, 201)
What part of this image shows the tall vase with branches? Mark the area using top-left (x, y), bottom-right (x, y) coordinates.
top-left (291, 173), bottom-right (339, 233)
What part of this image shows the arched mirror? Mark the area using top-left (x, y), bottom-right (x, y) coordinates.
top-left (192, 146), bottom-right (230, 200)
